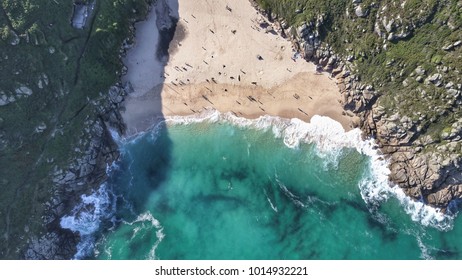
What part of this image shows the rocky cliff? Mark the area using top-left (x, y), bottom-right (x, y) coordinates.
top-left (0, 0), bottom-right (152, 259)
top-left (1, 0), bottom-right (460, 260)
top-left (253, 0), bottom-right (462, 211)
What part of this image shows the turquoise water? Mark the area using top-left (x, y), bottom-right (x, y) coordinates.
top-left (62, 114), bottom-right (462, 259)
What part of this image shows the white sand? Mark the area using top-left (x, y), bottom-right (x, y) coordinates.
top-left (121, 0), bottom-right (358, 135)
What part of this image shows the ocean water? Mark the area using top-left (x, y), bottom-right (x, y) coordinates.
top-left (61, 112), bottom-right (462, 259)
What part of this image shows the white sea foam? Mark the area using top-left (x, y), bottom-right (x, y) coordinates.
top-left (84, 109), bottom-right (451, 259)
top-left (262, 187), bottom-right (278, 213)
top-left (276, 178), bottom-right (306, 208)
top-left (416, 235), bottom-right (433, 260)
top-left (122, 212), bottom-right (164, 260)
top-left (164, 109), bottom-right (454, 230)
top-left (109, 128), bottom-right (123, 145)
top-left (60, 183), bottom-right (117, 259)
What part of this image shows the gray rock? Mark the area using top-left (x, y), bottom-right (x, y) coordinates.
top-left (441, 131), bottom-right (450, 140)
top-left (0, 92), bottom-right (10, 106)
top-left (421, 135), bottom-right (435, 145)
top-left (9, 30), bottom-right (20, 45)
top-left (427, 73), bottom-right (442, 83)
top-left (374, 21), bottom-right (384, 37)
top-left (442, 44), bottom-right (454, 51)
top-left (415, 66), bottom-right (426, 76)
top-left (355, 5), bottom-right (368, 17)
top-left (327, 56), bottom-right (336, 66)
top-left (71, 2), bottom-right (95, 29)
top-left (384, 19), bottom-right (394, 33)
top-left (35, 123), bottom-right (47, 133)
top-left (15, 86), bottom-right (33, 96)
top-left (427, 187), bottom-right (455, 208)
top-left (62, 171), bottom-right (76, 183)
top-left (297, 23), bottom-right (308, 37)
top-left (395, 31), bottom-right (411, 40)
top-left (447, 89), bottom-right (460, 97)
top-left (108, 86), bottom-right (124, 104)
top-left (25, 231), bottom-right (77, 260)
top-left (387, 33), bottom-right (395, 41)
top-left (391, 167), bottom-right (407, 183)
top-left (123, 81), bottom-right (134, 94)
top-left (37, 73), bottom-right (49, 89)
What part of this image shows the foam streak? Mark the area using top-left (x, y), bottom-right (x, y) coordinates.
top-left (164, 110), bottom-right (453, 230)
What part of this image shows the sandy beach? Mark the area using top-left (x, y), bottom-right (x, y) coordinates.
top-left (121, 0), bottom-right (358, 134)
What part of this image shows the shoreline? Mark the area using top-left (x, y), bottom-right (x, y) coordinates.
top-left (58, 0), bottom-right (458, 260)
top-left (118, 107), bottom-right (452, 233)
top-left (121, 0), bottom-right (359, 135)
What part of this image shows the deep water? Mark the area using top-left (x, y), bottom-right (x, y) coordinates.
top-left (61, 113), bottom-right (462, 259)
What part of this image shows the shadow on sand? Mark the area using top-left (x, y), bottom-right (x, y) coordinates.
top-left (118, 0), bottom-right (180, 224)
top-left (88, 0), bottom-right (180, 259)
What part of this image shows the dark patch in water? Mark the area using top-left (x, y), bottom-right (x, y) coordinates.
top-left (128, 238), bottom-right (145, 259)
top-left (311, 199), bottom-right (338, 220)
top-left (284, 221), bottom-right (303, 240)
top-left (146, 161), bottom-right (168, 187)
top-left (434, 248), bottom-right (460, 259)
top-left (341, 199), bottom-right (368, 213)
top-left (220, 168), bottom-right (249, 181)
top-left (366, 214), bottom-right (398, 243)
top-left (139, 133), bottom-right (172, 191)
top-left (156, 199), bottom-right (173, 215)
top-left (305, 250), bottom-right (320, 259)
top-left (195, 194), bottom-right (244, 207)
top-left (339, 199), bottom-right (399, 242)
top-left (436, 236), bottom-right (461, 259)
top-left (277, 208), bottom-right (303, 244)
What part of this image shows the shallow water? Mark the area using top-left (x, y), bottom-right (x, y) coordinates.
top-left (61, 113), bottom-right (462, 259)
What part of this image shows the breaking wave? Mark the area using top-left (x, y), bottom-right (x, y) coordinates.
top-left (62, 109), bottom-right (454, 259)
top-left (60, 183), bottom-right (117, 259)
top-left (165, 109), bottom-right (454, 230)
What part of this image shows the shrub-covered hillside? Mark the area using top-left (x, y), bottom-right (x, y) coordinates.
top-left (0, 0), bottom-right (152, 259)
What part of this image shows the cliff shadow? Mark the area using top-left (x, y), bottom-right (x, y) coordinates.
top-left (118, 0), bottom-right (179, 212)
top-left (88, 0), bottom-right (180, 259)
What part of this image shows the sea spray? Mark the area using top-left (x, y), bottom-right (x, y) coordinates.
top-left (166, 110), bottom-right (453, 229)
top-left (77, 110), bottom-right (462, 259)
top-left (131, 212), bottom-right (165, 260)
top-left (94, 211), bottom-right (165, 260)
top-left (60, 183), bottom-right (117, 259)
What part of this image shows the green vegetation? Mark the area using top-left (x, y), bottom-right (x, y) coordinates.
top-left (0, 0), bottom-right (152, 259)
top-left (258, 0), bottom-right (462, 145)
top-left (0, 0), bottom-right (460, 259)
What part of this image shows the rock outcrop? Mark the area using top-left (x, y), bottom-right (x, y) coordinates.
top-left (252, 0), bottom-right (462, 211)
top-left (25, 84), bottom-right (125, 259)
